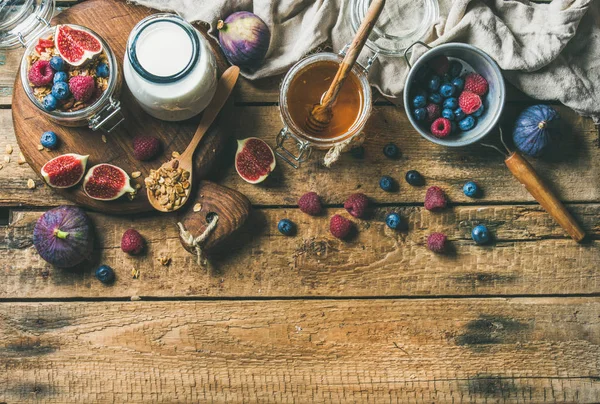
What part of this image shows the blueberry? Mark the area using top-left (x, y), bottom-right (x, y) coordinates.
top-left (49, 56), bottom-right (65, 72)
top-left (443, 97), bottom-right (458, 110)
top-left (405, 170), bottom-right (424, 186)
top-left (414, 108), bottom-right (426, 121)
top-left (428, 75), bottom-right (441, 92)
top-left (442, 108), bottom-right (454, 121)
top-left (471, 224), bottom-right (490, 245)
top-left (383, 143), bottom-right (400, 159)
top-left (439, 83), bottom-right (455, 98)
top-left (452, 77), bottom-right (464, 92)
top-left (412, 94), bottom-right (426, 108)
top-left (379, 175), bottom-right (395, 192)
top-left (385, 212), bottom-right (402, 230)
top-left (40, 131), bottom-right (58, 149)
top-left (96, 63), bottom-right (110, 78)
top-left (454, 108), bottom-right (465, 121)
top-left (472, 104), bottom-right (485, 117)
top-left (278, 219), bottom-right (295, 236)
top-left (350, 146), bottom-right (365, 159)
top-left (463, 181), bottom-right (480, 198)
top-left (95, 265), bottom-right (115, 284)
top-left (448, 60), bottom-right (463, 77)
top-left (51, 81), bottom-right (70, 100)
top-left (42, 94), bottom-right (58, 111)
top-left (459, 116), bottom-right (476, 131)
top-left (53, 71), bottom-right (68, 84)
top-left (428, 93), bottom-right (442, 104)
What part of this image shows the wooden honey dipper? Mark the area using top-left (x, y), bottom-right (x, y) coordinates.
top-left (305, 0), bottom-right (385, 134)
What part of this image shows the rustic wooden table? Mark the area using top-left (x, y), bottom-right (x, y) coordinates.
top-left (1, 2), bottom-right (600, 403)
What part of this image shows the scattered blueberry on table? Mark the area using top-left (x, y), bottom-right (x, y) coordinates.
top-left (385, 212), bottom-right (401, 229)
top-left (383, 143), bottom-right (400, 159)
top-left (405, 170), bottom-right (424, 186)
top-left (95, 265), bottom-right (115, 284)
top-left (463, 181), bottom-right (480, 198)
top-left (278, 219), bottom-right (295, 236)
top-left (379, 175), bottom-right (395, 192)
top-left (471, 224), bottom-right (490, 245)
top-left (40, 131), bottom-right (58, 149)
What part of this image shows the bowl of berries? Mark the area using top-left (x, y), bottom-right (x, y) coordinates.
top-left (403, 42), bottom-right (505, 147)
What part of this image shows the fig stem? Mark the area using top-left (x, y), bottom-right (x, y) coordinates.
top-left (216, 20), bottom-right (225, 30)
top-left (53, 228), bottom-right (69, 239)
top-left (538, 120), bottom-right (547, 129)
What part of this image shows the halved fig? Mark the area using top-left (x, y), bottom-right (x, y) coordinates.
top-left (55, 25), bottom-right (102, 67)
top-left (83, 163), bottom-right (135, 201)
top-left (41, 153), bottom-right (89, 188)
top-left (235, 137), bottom-right (276, 184)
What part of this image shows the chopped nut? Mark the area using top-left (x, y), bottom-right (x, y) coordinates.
top-left (27, 179), bottom-right (36, 189)
top-left (172, 151), bottom-right (180, 158)
top-left (130, 295), bottom-right (141, 301)
top-left (131, 171), bottom-right (141, 179)
top-left (5, 145), bottom-right (13, 155)
top-left (0, 164), bottom-right (3, 170)
top-left (157, 254), bottom-right (171, 266)
top-left (37, 144), bottom-right (44, 151)
top-left (193, 203), bottom-right (202, 212)
top-left (135, 183), bottom-right (142, 190)
top-left (4, 155), bottom-right (10, 163)
top-left (18, 152), bottom-right (26, 165)
top-left (131, 268), bottom-right (140, 279)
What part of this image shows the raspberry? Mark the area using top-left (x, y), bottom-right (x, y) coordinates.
top-left (330, 215), bottom-right (352, 239)
top-left (430, 118), bottom-right (452, 138)
top-left (28, 60), bottom-right (54, 86)
top-left (298, 192), bottom-right (322, 216)
top-left (344, 193), bottom-right (369, 218)
top-left (132, 136), bottom-right (161, 161)
top-left (424, 186), bottom-right (447, 211)
top-left (464, 73), bottom-right (489, 96)
top-left (121, 229), bottom-right (145, 255)
top-left (69, 75), bottom-right (96, 102)
top-left (458, 91), bottom-right (482, 115)
top-left (427, 232), bottom-right (447, 253)
top-left (425, 103), bottom-right (440, 123)
top-left (429, 55), bottom-right (449, 75)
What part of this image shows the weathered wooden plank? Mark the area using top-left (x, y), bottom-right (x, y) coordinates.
top-left (1, 105), bottom-right (597, 207)
top-left (1, 298), bottom-right (598, 403)
top-left (2, 204), bottom-right (598, 298)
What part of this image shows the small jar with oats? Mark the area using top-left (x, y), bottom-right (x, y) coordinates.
top-left (2, 0), bottom-right (124, 132)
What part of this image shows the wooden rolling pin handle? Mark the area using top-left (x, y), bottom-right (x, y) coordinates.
top-left (505, 151), bottom-right (586, 243)
top-left (321, 0), bottom-right (385, 107)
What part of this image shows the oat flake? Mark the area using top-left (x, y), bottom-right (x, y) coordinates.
top-left (5, 145), bottom-right (12, 155)
top-left (27, 179), bottom-right (36, 189)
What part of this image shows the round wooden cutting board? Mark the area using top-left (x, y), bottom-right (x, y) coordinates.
top-left (13, 0), bottom-right (233, 214)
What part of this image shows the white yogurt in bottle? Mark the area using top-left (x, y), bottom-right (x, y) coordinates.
top-left (124, 14), bottom-right (217, 121)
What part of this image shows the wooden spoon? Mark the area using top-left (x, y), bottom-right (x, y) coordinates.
top-left (147, 65), bottom-right (240, 213)
top-left (305, 0), bottom-right (385, 134)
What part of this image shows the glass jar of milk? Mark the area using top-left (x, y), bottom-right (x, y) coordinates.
top-left (123, 14), bottom-right (218, 121)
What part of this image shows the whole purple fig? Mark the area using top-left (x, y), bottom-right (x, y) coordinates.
top-left (33, 206), bottom-right (94, 268)
top-left (217, 11), bottom-right (271, 68)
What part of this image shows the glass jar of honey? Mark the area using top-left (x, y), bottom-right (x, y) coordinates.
top-left (275, 52), bottom-right (372, 168)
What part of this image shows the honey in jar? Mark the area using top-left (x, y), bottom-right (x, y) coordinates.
top-left (287, 60), bottom-right (364, 139)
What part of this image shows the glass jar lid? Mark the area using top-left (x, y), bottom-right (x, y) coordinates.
top-left (350, 0), bottom-right (439, 57)
top-left (0, 0), bottom-right (55, 49)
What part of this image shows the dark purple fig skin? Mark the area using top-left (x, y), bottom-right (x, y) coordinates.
top-left (512, 104), bottom-right (560, 157)
top-left (217, 11), bottom-right (271, 68)
top-left (33, 206), bottom-right (94, 268)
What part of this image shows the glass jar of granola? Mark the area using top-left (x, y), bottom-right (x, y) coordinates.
top-left (1, 0), bottom-right (125, 133)
top-left (17, 23), bottom-right (124, 132)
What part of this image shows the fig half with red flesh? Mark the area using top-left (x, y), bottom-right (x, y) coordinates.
top-left (235, 137), bottom-right (276, 184)
top-left (41, 153), bottom-right (89, 188)
top-left (55, 25), bottom-right (102, 67)
top-left (83, 164), bottom-right (135, 201)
